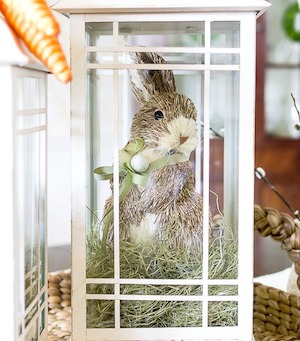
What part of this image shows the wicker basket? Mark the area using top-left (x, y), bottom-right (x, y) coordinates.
top-left (47, 205), bottom-right (300, 340)
top-left (253, 283), bottom-right (300, 340)
top-left (48, 269), bottom-right (71, 341)
top-left (254, 205), bottom-right (300, 340)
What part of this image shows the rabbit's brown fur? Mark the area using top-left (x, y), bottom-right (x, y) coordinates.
top-left (103, 51), bottom-right (210, 249)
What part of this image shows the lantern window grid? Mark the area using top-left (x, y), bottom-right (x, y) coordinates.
top-left (67, 9), bottom-right (259, 340)
top-left (95, 31), bottom-right (235, 329)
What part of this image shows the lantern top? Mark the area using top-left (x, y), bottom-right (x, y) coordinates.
top-left (51, 0), bottom-right (270, 17)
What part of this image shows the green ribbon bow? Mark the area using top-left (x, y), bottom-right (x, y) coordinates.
top-left (93, 137), bottom-right (190, 247)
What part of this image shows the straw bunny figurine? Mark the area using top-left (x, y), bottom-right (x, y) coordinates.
top-left (96, 51), bottom-right (211, 250)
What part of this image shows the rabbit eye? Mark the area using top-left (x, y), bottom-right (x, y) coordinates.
top-left (154, 110), bottom-right (164, 120)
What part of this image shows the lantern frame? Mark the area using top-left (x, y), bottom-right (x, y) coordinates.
top-left (53, 2), bottom-right (270, 340)
top-left (0, 17), bottom-right (48, 341)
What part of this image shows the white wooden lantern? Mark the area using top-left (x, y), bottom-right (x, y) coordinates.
top-left (0, 18), bottom-right (48, 341)
top-left (53, 1), bottom-right (270, 340)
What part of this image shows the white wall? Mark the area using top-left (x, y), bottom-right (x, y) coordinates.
top-left (47, 11), bottom-right (71, 247)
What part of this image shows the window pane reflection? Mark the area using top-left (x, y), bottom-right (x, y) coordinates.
top-left (265, 0), bottom-right (300, 138)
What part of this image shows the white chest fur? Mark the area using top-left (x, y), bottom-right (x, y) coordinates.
top-left (130, 213), bottom-right (158, 244)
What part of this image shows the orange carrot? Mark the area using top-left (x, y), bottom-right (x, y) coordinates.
top-left (17, 25), bottom-right (72, 83)
top-left (0, 0), bottom-right (60, 36)
top-left (0, 0), bottom-right (72, 83)
top-left (37, 34), bottom-right (72, 83)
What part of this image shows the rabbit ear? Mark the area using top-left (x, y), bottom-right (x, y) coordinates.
top-left (129, 52), bottom-right (176, 103)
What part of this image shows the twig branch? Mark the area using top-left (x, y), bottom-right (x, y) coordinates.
top-left (200, 121), bottom-right (224, 138)
top-left (255, 167), bottom-right (300, 220)
top-left (291, 93), bottom-right (300, 131)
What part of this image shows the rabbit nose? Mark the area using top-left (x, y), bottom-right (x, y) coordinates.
top-left (180, 136), bottom-right (188, 145)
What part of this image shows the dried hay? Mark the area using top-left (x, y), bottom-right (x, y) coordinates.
top-left (86, 219), bottom-right (238, 328)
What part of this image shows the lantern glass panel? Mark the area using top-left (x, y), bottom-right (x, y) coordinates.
top-left (14, 70), bottom-right (47, 339)
top-left (211, 21), bottom-right (240, 48)
top-left (85, 18), bottom-right (242, 332)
